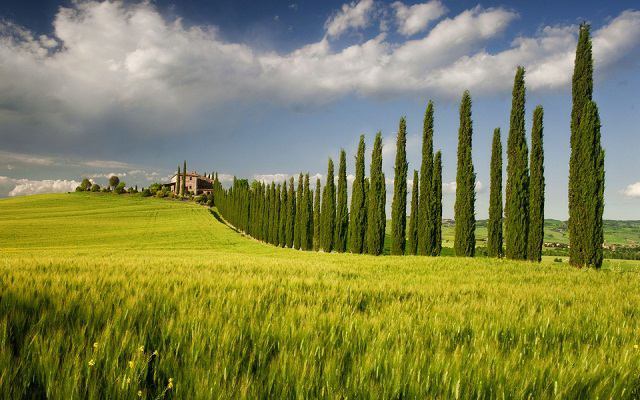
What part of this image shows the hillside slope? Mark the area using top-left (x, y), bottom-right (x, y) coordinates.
top-left (1, 193), bottom-right (639, 399)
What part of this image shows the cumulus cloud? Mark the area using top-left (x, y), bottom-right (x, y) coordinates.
top-left (325, 0), bottom-right (375, 38)
top-left (0, 176), bottom-right (79, 197)
top-left (443, 180), bottom-right (484, 194)
top-left (392, 0), bottom-right (447, 36)
top-left (622, 182), bottom-right (640, 198)
top-left (0, 1), bottom-right (639, 150)
top-left (253, 173), bottom-right (290, 183)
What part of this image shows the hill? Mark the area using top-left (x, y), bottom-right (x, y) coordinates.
top-left (1, 193), bottom-right (639, 398)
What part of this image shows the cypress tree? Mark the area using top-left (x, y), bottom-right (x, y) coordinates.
top-left (504, 67), bottom-right (529, 260)
top-left (391, 117), bottom-right (408, 255)
top-left (275, 184), bottom-right (282, 246)
top-left (321, 159), bottom-right (336, 252)
top-left (418, 101), bottom-right (435, 255)
top-left (314, 178), bottom-right (322, 251)
top-left (407, 170), bottom-right (419, 255)
top-left (366, 132), bottom-right (386, 255)
top-left (286, 177), bottom-right (296, 248)
top-left (487, 128), bottom-right (504, 258)
top-left (182, 160), bottom-right (187, 196)
top-left (303, 173), bottom-right (314, 250)
top-left (269, 182), bottom-right (276, 244)
top-left (176, 165), bottom-right (181, 195)
top-left (349, 135), bottom-right (367, 254)
top-left (279, 183), bottom-right (287, 247)
top-left (578, 101), bottom-right (605, 268)
top-left (569, 24), bottom-right (596, 267)
top-left (335, 150), bottom-right (349, 252)
top-left (454, 91), bottom-right (476, 257)
top-left (294, 173), bottom-right (303, 249)
top-left (433, 151), bottom-right (443, 256)
top-left (528, 106), bottom-right (545, 262)
top-left (363, 177), bottom-right (370, 254)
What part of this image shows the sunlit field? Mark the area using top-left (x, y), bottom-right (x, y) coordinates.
top-left (1, 193), bottom-right (639, 398)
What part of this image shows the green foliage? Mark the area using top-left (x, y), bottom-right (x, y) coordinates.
top-left (313, 179), bottom-right (321, 251)
top-left (320, 159), bottom-right (336, 252)
top-left (505, 67), bottom-right (529, 260)
top-left (454, 91), bottom-right (476, 257)
top-left (114, 182), bottom-right (127, 194)
top-left (569, 24), bottom-right (604, 269)
top-left (418, 101), bottom-right (435, 256)
top-left (108, 175), bottom-right (120, 189)
top-left (1, 193), bottom-right (639, 398)
top-left (303, 174), bottom-right (314, 251)
top-left (432, 151), bottom-right (443, 256)
top-left (90, 183), bottom-right (101, 192)
top-left (286, 177), bottom-right (296, 248)
top-left (176, 165), bottom-right (181, 195)
top-left (366, 132), bottom-right (386, 255)
top-left (294, 174), bottom-right (303, 250)
top-left (528, 107), bottom-right (545, 262)
top-left (335, 150), bottom-right (349, 253)
top-left (407, 170), bottom-right (419, 255)
top-left (279, 183), bottom-right (288, 248)
top-left (182, 161), bottom-right (187, 196)
top-left (487, 128), bottom-right (503, 258)
top-left (76, 178), bottom-right (92, 192)
top-left (391, 117), bottom-right (408, 255)
top-left (349, 135), bottom-right (367, 254)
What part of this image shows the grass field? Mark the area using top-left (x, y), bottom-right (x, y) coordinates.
top-left (1, 193), bottom-right (640, 399)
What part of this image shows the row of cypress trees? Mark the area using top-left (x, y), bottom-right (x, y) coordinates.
top-left (212, 23), bottom-right (602, 265)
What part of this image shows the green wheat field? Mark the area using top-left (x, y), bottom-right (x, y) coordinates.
top-left (1, 193), bottom-right (640, 399)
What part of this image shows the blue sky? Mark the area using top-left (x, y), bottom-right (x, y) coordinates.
top-left (0, 0), bottom-right (639, 219)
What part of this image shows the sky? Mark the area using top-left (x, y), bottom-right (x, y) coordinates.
top-left (0, 0), bottom-right (639, 219)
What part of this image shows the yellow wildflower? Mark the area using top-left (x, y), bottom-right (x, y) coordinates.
top-left (167, 378), bottom-right (174, 390)
top-left (138, 345), bottom-right (145, 353)
top-left (153, 350), bottom-right (158, 356)
top-left (137, 391), bottom-right (143, 398)
top-left (93, 342), bottom-right (98, 350)
top-left (88, 359), bottom-right (95, 367)
top-left (126, 377), bottom-right (131, 385)
top-left (128, 361), bottom-right (134, 369)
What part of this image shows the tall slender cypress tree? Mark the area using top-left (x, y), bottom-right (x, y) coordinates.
top-left (418, 101), bottom-right (434, 255)
top-left (279, 184), bottom-right (287, 247)
top-left (433, 151), bottom-right (443, 256)
top-left (363, 177), bottom-right (370, 254)
top-left (321, 158), bottom-right (336, 252)
top-left (304, 173), bottom-right (314, 250)
top-left (349, 135), bottom-right (367, 254)
top-left (182, 160), bottom-right (187, 196)
top-left (391, 117), bottom-right (408, 255)
top-left (286, 177), bottom-right (296, 248)
top-left (176, 165), bottom-right (181, 195)
top-left (367, 132), bottom-right (386, 255)
top-left (314, 178), bottom-right (322, 251)
top-left (294, 173), bottom-right (303, 249)
top-left (487, 128), bottom-right (504, 258)
top-left (454, 91), bottom-right (476, 257)
top-left (335, 150), bottom-right (349, 252)
top-left (578, 101), bottom-right (605, 268)
top-left (569, 24), bottom-right (596, 267)
top-left (505, 67), bottom-right (529, 260)
top-left (275, 184), bottom-right (282, 246)
top-left (528, 106), bottom-right (545, 262)
top-left (407, 170), bottom-right (419, 255)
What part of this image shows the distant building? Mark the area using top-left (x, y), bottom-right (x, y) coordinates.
top-left (167, 171), bottom-right (214, 195)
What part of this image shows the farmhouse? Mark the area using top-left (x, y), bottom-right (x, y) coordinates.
top-left (168, 171), bottom-right (214, 195)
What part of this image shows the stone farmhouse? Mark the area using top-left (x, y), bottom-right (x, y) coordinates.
top-left (168, 171), bottom-right (214, 195)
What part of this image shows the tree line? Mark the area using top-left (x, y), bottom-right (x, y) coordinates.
top-left (210, 24), bottom-right (604, 268)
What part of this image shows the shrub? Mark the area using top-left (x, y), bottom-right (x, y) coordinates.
top-left (115, 182), bottom-right (126, 194)
top-left (90, 184), bottom-right (101, 192)
top-left (156, 190), bottom-right (166, 198)
top-left (141, 189), bottom-right (152, 197)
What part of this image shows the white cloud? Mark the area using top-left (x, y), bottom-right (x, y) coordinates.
top-left (0, 2), bottom-right (638, 147)
top-left (392, 0), bottom-right (447, 36)
top-left (0, 176), bottom-right (80, 197)
top-left (83, 160), bottom-right (134, 169)
top-left (253, 173), bottom-right (289, 183)
top-left (0, 151), bottom-right (55, 166)
top-left (325, 0), bottom-right (375, 38)
top-left (622, 182), bottom-right (640, 198)
top-left (443, 180), bottom-right (484, 194)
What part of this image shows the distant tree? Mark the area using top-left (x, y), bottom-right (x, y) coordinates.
top-left (487, 128), bottom-right (504, 258)
top-left (279, 183), bottom-right (288, 247)
top-left (81, 178), bottom-right (92, 191)
top-left (115, 182), bottom-right (126, 194)
top-left (302, 174), bottom-right (314, 250)
top-left (505, 67), bottom-right (529, 260)
top-left (294, 173), bottom-right (303, 249)
top-left (528, 106), bottom-right (545, 262)
top-left (363, 177), bottom-right (370, 254)
top-left (109, 175), bottom-right (120, 190)
top-left (366, 132), bottom-right (386, 255)
top-left (314, 178), bottom-right (321, 251)
top-left (407, 170), bottom-right (419, 255)
top-left (349, 135), bottom-right (367, 254)
top-left (454, 91), bottom-right (476, 257)
top-left (182, 160), bottom-right (187, 196)
top-left (90, 183), bottom-right (101, 192)
top-left (320, 158), bottom-right (336, 252)
top-left (433, 151), bottom-right (443, 256)
top-left (391, 117), bottom-right (408, 255)
top-left (285, 177), bottom-right (296, 248)
top-left (334, 150), bottom-right (349, 252)
top-left (176, 165), bottom-right (181, 195)
top-left (418, 101), bottom-right (435, 255)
